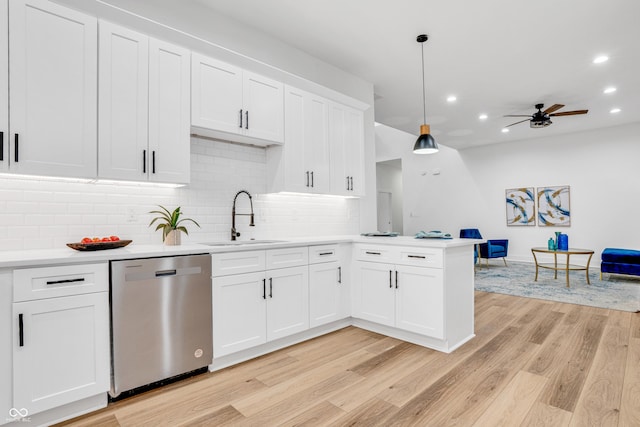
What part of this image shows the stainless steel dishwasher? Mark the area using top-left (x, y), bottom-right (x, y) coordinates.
top-left (109, 254), bottom-right (212, 398)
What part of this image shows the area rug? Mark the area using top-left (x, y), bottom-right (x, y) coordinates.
top-left (474, 261), bottom-right (640, 312)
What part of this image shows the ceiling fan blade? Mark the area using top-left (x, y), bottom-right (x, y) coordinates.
top-left (505, 118), bottom-right (530, 128)
top-left (543, 104), bottom-right (565, 114)
top-left (503, 115), bottom-right (533, 117)
top-left (549, 109), bottom-right (588, 117)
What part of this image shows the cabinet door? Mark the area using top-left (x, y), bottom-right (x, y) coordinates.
top-left (329, 102), bottom-right (365, 196)
top-left (309, 261), bottom-right (344, 328)
top-left (0, 271), bottom-right (11, 423)
top-left (243, 71), bottom-right (284, 143)
top-left (148, 38), bottom-right (190, 184)
top-left (0, 0), bottom-right (7, 172)
top-left (396, 265), bottom-right (444, 338)
top-left (98, 21), bottom-right (149, 181)
top-left (305, 93), bottom-right (330, 193)
top-left (266, 266), bottom-right (309, 341)
top-left (282, 87), bottom-right (309, 193)
top-left (9, 0), bottom-right (97, 178)
top-left (213, 271), bottom-right (266, 357)
top-left (353, 261), bottom-right (395, 327)
top-left (191, 53), bottom-right (242, 135)
top-left (13, 293), bottom-right (109, 416)
top-left (344, 107), bottom-right (365, 195)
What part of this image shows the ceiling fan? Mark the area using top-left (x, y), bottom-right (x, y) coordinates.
top-left (504, 103), bottom-right (588, 128)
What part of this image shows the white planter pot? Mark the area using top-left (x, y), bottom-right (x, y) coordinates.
top-left (164, 229), bottom-right (182, 246)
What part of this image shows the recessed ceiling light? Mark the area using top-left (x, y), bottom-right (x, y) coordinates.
top-left (610, 108), bottom-right (621, 114)
top-left (593, 55), bottom-right (609, 64)
top-left (446, 95), bottom-right (457, 103)
top-left (478, 114), bottom-right (488, 120)
top-left (603, 87), bottom-right (617, 94)
top-left (501, 128), bottom-right (510, 133)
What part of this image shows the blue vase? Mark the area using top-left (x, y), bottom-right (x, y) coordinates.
top-left (558, 233), bottom-right (569, 250)
top-left (547, 238), bottom-right (555, 250)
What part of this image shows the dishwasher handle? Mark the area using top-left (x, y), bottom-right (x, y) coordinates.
top-left (155, 269), bottom-right (177, 277)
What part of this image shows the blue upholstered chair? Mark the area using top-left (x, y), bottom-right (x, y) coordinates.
top-left (459, 228), bottom-right (509, 267)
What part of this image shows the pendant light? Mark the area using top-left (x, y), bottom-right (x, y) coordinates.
top-left (413, 34), bottom-right (439, 154)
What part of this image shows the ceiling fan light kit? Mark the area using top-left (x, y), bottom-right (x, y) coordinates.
top-left (413, 34), bottom-right (438, 154)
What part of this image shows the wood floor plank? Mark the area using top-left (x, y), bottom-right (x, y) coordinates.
top-left (541, 314), bottom-right (607, 412)
top-left (631, 312), bottom-right (640, 339)
top-left (569, 324), bottom-right (629, 426)
top-left (233, 348), bottom-right (374, 417)
top-left (520, 401), bottom-right (572, 427)
top-left (175, 405), bottom-right (244, 426)
top-left (619, 336), bottom-right (640, 427)
top-left (527, 311), bottom-right (564, 345)
top-left (472, 370), bottom-right (548, 427)
top-left (278, 401), bottom-right (346, 427)
top-left (329, 397), bottom-right (398, 427)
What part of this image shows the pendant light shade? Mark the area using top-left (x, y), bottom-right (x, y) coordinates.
top-left (414, 34), bottom-right (438, 154)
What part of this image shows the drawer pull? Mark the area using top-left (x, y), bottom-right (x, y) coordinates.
top-left (46, 277), bottom-right (85, 285)
top-left (408, 255), bottom-right (426, 259)
top-left (366, 251), bottom-right (381, 255)
top-left (19, 314), bottom-right (24, 347)
top-left (319, 251), bottom-right (334, 256)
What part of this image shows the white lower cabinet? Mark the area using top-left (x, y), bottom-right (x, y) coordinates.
top-left (10, 263), bottom-right (109, 419)
top-left (353, 250), bottom-right (445, 339)
top-left (212, 247), bottom-right (309, 358)
top-left (309, 261), bottom-right (344, 328)
top-left (12, 293), bottom-right (109, 415)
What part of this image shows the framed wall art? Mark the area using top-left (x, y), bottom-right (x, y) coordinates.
top-left (537, 185), bottom-right (571, 226)
top-left (505, 187), bottom-right (536, 226)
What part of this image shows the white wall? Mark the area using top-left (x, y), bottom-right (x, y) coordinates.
top-left (374, 122), bottom-right (640, 262)
top-left (0, 138), bottom-right (359, 251)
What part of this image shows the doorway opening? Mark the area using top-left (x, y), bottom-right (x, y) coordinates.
top-left (376, 159), bottom-right (403, 234)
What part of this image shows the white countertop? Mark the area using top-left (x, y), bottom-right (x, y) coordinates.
top-left (0, 235), bottom-right (480, 269)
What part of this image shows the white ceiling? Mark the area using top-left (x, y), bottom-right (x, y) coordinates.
top-left (193, 0), bottom-right (640, 150)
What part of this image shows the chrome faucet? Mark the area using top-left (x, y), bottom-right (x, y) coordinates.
top-left (231, 190), bottom-right (255, 241)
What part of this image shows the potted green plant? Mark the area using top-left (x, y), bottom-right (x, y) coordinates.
top-left (148, 205), bottom-right (200, 245)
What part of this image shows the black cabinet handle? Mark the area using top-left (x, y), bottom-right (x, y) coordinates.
top-left (319, 252), bottom-right (334, 256)
top-left (395, 270), bottom-right (399, 289)
top-left (152, 151), bottom-right (156, 174)
top-left (19, 314), bottom-right (24, 347)
top-left (14, 134), bottom-right (19, 162)
top-left (365, 251), bottom-right (381, 255)
top-left (306, 171), bottom-right (309, 187)
top-left (338, 266), bottom-right (342, 284)
top-left (262, 278), bottom-right (266, 299)
top-left (311, 171), bottom-right (314, 187)
top-left (143, 150), bottom-right (147, 173)
top-left (239, 109), bottom-right (243, 128)
top-left (245, 111), bottom-right (249, 129)
top-left (350, 177), bottom-right (354, 191)
top-left (408, 255), bottom-right (426, 259)
top-left (269, 277), bottom-right (273, 298)
top-left (46, 277), bottom-right (85, 285)
top-left (0, 131), bottom-right (3, 161)
top-left (389, 270), bottom-right (392, 288)
top-left (346, 176), bottom-right (349, 190)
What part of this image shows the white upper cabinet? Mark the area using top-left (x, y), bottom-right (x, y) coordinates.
top-left (191, 53), bottom-right (284, 145)
top-left (329, 102), bottom-right (365, 196)
top-left (98, 22), bottom-right (190, 184)
top-left (7, 0), bottom-right (97, 178)
top-left (266, 85), bottom-right (330, 194)
top-left (148, 38), bottom-right (191, 184)
top-left (0, 0), bottom-right (7, 172)
top-left (98, 21), bottom-right (149, 181)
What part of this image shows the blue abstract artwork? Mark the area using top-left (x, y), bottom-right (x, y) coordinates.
top-left (506, 188), bottom-right (536, 226)
top-left (537, 186), bottom-right (571, 226)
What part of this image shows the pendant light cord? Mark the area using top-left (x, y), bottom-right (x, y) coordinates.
top-left (421, 41), bottom-right (426, 124)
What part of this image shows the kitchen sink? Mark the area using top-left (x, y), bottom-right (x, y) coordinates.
top-left (200, 240), bottom-right (288, 246)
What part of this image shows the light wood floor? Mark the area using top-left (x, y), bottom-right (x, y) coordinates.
top-left (57, 291), bottom-right (640, 427)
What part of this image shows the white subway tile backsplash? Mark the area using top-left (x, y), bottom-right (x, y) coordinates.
top-left (0, 138), bottom-right (359, 250)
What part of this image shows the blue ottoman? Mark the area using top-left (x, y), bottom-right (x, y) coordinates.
top-left (601, 248), bottom-right (640, 278)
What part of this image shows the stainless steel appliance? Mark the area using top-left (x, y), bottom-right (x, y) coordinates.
top-left (109, 254), bottom-right (212, 398)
